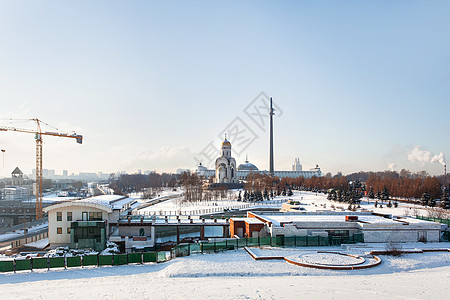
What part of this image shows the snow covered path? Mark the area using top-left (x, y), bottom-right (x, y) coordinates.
top-left (1, 249), bottom-right (449, 299)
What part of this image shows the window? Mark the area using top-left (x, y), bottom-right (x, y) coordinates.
top-left (89, 212), bottom-right (102, 221)
top-left (57, 227), bottom-right (62, 234)
top-left (326, 230), bottom-right (349, 237)
top-left (139, 228), bottom-right (145, 236)
top-left (56, 212), bottom-right (62, 221)
top-left (67, 227), bottom-right (71, 234)
top-left (73, 227), bottom-right (103, 243)
top-left (67, 212), bottom-right (72, 221)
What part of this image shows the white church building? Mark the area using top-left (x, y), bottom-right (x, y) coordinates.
top-left (197, 138), bottom-right (322, 182)
top-left (214, 138), bottom-right (238, 183)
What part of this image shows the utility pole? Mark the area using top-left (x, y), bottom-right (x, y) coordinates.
top-left (23, 210), bottom-right (27, 243)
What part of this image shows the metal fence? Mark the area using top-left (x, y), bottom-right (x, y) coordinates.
top-left (171, 233), bottom-right (365, 257)
top-left (1, 233), bottom-right (365, 273)
top-left (416, 215), bottom-right (450, 226)
top-left (0, 251), bottom-right (170, 273)
top-left (134, 200), bottom-right (287, 216)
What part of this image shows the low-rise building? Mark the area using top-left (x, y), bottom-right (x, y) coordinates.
top-left (44, 195), bottom-right (135, 250)
top-left (45, 195), bottom-right (231, 252)
top-left (230, 217), bottom-right (265, 238)
top-left (246, 211), bottom-right (444, 243)
top-left (111, 215), bottom-right (231, 252)
top-left (0, 187), bottom-right (29, 202)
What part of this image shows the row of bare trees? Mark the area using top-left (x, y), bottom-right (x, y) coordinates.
top-left (180, 172), bottom-right (230, 203)
top-left (273, 171), bottom-right (446, 200)
top-left (109, 169), bottom-right (449, 209)
top-left (109, 173), bottom-right (177, 195)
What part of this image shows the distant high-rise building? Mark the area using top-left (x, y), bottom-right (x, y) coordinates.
top-left (292, 158), bottom-right (302, 172)
top-left (63, 170), bottom-right (68, 177)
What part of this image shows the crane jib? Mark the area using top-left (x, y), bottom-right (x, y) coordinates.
top-left (0, 120), bottom-right (83, 220)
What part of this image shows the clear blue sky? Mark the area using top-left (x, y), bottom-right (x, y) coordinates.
top-left (0, 1), bottom-right (449, 178)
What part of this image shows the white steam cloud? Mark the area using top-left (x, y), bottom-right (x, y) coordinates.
top-left (388, 162), bottom-right (396, 171)
top-left (407, 146), bottom-right (446, 167)
top-left (431, 152), bottom-right (446, 166)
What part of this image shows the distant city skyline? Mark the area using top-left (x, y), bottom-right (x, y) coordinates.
top-left (1, 1), bottom-right (449, 178)
top-left (0, 167), bottom-right (111, 181)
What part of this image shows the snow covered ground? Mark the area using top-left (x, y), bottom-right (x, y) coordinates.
top-left (135, 192), bottom-right (286, 216)
top-left (1, 191), bottom-right (449, 298)
top-left (275, 190), bottom-right (442, 220)
top-left (0, 247), bottom-right (449, 299)
top-left (132, 189), bottom-right (439, 218)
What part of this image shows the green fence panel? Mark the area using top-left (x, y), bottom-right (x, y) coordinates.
top-left (15, 259), bottom-right (31, 271)
top-left (49, 257), bottom-right (65, 269)
top-left (114, 254), bottom-right (128, 266)
top-left (308, 236), bottom-right (319, 246)
top-left (319, 236), bottom-right (329, 246)
top-left (237, 239), bottom-right (247, 248)
top-left (247, 238), bottom-right (258, 247)
top-left (260, 237), bottom-right (271, 246)
top-left (225, 240), bottom-right (235, 250)
top-left (442, 231), bottom-right (450, 242)
top-left (174, 245), bottom-right (190, 257)
top-left (201, 243), bottom-right (215, 252)
top-left (190, 243), bottom-right (201, 254)
top-left (98, 255), bottom-right (113, 266)
top-left (82, 255), bottom-right (98, 266)
top-left (128, 253), bottom-right (142, 264)
top-left (330, 237), bottom-right (343, 245)
top-left (284, 236), bottom-right (295, 247)
top-left (157, 252), bottom-right (167, 263)
top-left (418, 216), bottom-right (450, 226)
top-left (143, 252), bottom-right (156, 263)
top-left (295, 236), bottom-right (307, 246)
top-left (214, 241), bottom-right (227, 251)
top-left (0, 260), bottom-right (14, 272)
top-left (274, 236), bottom-right (284, 246)
top-left (67, 256), bottom-right (82, 268)
top-left (32, 257), bottom-right (48, 269)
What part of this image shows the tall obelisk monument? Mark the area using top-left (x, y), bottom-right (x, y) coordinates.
top-left (269, 97), bottom-right (274, 176)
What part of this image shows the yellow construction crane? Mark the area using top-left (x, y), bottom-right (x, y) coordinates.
top-left (0, 118), bottom-right (82, 219)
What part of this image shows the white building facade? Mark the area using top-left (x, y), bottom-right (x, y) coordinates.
top-left (214, 138), bottom-right (237, 183)
top-left (44, 195), bottom-right (135, 250)
top-left (249, 212), bottom-right (443, 243)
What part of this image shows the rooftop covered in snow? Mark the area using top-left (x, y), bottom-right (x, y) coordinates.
top-left (251, 212), bottom-right (442, 228)
top-left (44, 195), bottom-right (135, 213)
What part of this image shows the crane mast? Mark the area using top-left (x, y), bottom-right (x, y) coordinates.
top-left (0, 118), bottom-right (82, 220)
top-left (35, 120), bottom-right (43, 219)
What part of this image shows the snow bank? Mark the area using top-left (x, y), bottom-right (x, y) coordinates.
top-left (0, 249), bottom-right (449, 300)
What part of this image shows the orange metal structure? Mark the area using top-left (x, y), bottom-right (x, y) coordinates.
top-left (0, 118), bottom-right (82, 219)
